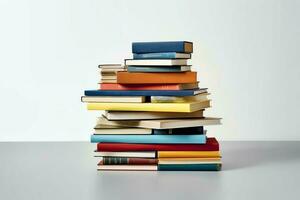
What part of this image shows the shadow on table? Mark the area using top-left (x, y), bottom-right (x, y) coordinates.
top-left (222, 141), bottom-right (300, 171)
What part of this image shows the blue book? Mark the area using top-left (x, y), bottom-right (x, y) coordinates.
top-left (127, 66), bottom-right (191, 72)
top-left (132, 41), bottom-right (193, 53)
top-left (84, 89), bottom-right (206, 97)
top-left (133, 52), bottom-right (191, 59)
top-left (91, 134), bottom-right (206, 144)
top-left (153, 126), bottom-right (204, 135)
top-left (158, 164), bottom-right (222, 171)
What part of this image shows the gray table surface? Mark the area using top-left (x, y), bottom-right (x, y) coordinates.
top-left (0, 141), bottom-right (299, 200)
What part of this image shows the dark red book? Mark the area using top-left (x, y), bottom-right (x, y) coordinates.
top-left (97, 137), bottom-right (219, 152)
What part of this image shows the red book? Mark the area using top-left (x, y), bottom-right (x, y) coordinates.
top-left (99, 83), bottom-right (198, 91)
top-left (97, 137), bottom-right (219, 152)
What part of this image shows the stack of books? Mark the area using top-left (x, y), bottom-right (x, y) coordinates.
top-left (82, 41), bottom-right (222, 171)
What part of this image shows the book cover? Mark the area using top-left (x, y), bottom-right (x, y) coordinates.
top-left (158, 163), bottom-right (222, 171)
top-left (133, 52), bottom-right (191, 59)
top-left (100, 157), bottom-right (158, 165)
top-left (132, 41), bottom-right (193, 53)
top-left (99, 83), bottom-right (198, 91)
top-left (158, 151), bottom-right (221, 158)
top-left (84, 88), bottom-right (206, 97)
top-left (90, 134), bottom-right (207, 144)
top-left (125, 59), bottom-right (188, 66)
top-left (117, 71), bottom-right (197, 84)
top-left (87, 101), bottom-right (210, 112)
top-left (127, 66), bottom-right (191, 72)
top-left (97, 137), bottom-right (219, 151)
top-left (152, 126), bottom-right (204, 135)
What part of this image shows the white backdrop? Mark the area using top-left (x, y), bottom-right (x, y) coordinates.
top-left (0, 0), bottom-right (299, 141)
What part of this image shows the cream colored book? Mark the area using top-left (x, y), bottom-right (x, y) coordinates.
top-left (98, 64), bottom-right (124, 69)
top-left (97, 117), bottom-right (221, 129)
top-left (100, 79), bottom-right (117, 83)
top-left (97, 165), bottom-right (158, 171)
top-left (81, 96), bottom-right (145, 103)
top-left (94, 124), bottom-right (152, 135)
top-left (151, 93), bottom-right (210, 103)
top-left (125, 59), bottom-right (188, 66)
top-left (104, 110), bottom-right (204, 120)
top-left (94, 151), bottom-right (156, 158)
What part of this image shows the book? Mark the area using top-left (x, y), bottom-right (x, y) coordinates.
top-left (98, 64), bottom-right (124, 69)
top-left (151, 93), bottom-right (209, 103)
top-left (158, 158), bottom-right (221, 164)
top-left (99, 83), bottom-right (199, 91)
top-left (99, 79), bottom-right (117, 83)
top-left (101, 68), bottom-right (126, 73)
top-left (87, 101), bottom-right (210, 112)
top-left (91, 134), bottom-right (207, 144)
top-left (94, 151), bottom-right (156, 158)
top-left (117, 71), bottom-right (197, 84)
top-left (97, 165), bottom-right (158, 171)
top-left (158, 151), bottom-right (221, 158)
top-left (97, 138), bottom-right (219, 152)
top-left (97, 117), bottom-right (221, 129)
top-left (127, 66), bottom-right (191, 72)
top-left (101, 75), bottom-right (117, 79)
top-left (125, 59), bottom-right (188, 66)
top-left (132, 41), bottom-right (193, 53)
top-left (94, 124), bottom-right (152, 135)
top-left (104, 110), bottom-right (204, 120)
top-left (81, 96), bottom-right (145, 103)
top-left (158, 164), bottom-right (222, 171)
top-left (99, 157), bottom-right (158, 165)
top-left (152, 126), bottom-right (204, 135)
top-left (133, 52), bottom-right (191, 59)
top-left (85, 88), bottom-right (206, 97)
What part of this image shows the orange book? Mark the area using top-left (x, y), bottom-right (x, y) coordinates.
top-left (117, 72), bottom-right (197, 84)
top-left (99, 83), bottom-right (198, 90)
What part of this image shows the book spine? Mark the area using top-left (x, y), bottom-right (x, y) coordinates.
top-left (132, 42), bottom-right (190, 53)
top-left (127, 66), bottom-right (183, 73)
top-left (158, 164), bottom-right (222, 171)
top-left (102, 157), bottom-right (158, 165)
top-left (133, 52), bottom-right (183, 59)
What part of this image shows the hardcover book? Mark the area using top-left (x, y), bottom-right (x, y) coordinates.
top-left (157, 151), bottom-right (221, 158)
top-left (99, 83), bottom-right (199, 91)
top-left (158, 163), bottom-right (222, 171)
top-left (100, 157), bottom-right (158, 165)
top-left (152, 126), bottom-right (204, 135)
top-left (127, 66), bottom-right (191, 72)
top-left (133, 52), bottom-right (191, 59)
top-left (132, 41), bottom-right (193, 53)
top-left (125, 59), bottom-right (188, 66)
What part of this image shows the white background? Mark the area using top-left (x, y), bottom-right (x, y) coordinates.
top-left (0, 0), bottom-right (299, 141)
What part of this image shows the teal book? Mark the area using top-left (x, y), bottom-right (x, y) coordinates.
top-left (133, 52), bottom-right (191, 59)
top-left (91, 134), bottom-right (206, 144)
top-left (127, 66), bottom-right (191, 72)
top-left (158, 164), bottom-right (222, 171)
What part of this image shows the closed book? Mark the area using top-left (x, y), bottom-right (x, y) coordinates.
top-left (99, 83), bottom-right (198, 91)
top-left (97, 117), bottom-right (221, 129)
top-left (158, 164), bottom-right (222, 171)
top-left (132, 41), bottom-right (193, 53)
top-left (87, 101), bottom-right (210, 112)
top-left (125, 59), bottom-right (188, 66)
top-left (85, 88), bottom-right (206, 97)
top-left (158, 151), bottom-right (221, 158)
top-left (98, 165), bottom-right (158, 171)
top-left (158, 158), bottom-right (221, 164)
top-left (98, 64), bottom-right (124, 69)
top-left (133, 52), bottom-right (191, 59)
top-left (151, 93), bottom-right (209, 103)
top-left (97, 138), bottom-right (219, 152)
top-left (99, 157), bottom-right (158, 165)
top-left (81, 96), bottom-right (145, 103)
top-left (104, 110), bottom-right (204, 120)
top-left (94, 151), bottom-right (156, 158)
top-left (127, 66), bottom-right (191, 72)
top-left (90, 134), bottom-right (207, 144)
top-left (153, 126), bottom-right (204, 135)
top-left (117, 71), bottom-right (197, 84)
top-left (94, 124), bottom-right (152, 135)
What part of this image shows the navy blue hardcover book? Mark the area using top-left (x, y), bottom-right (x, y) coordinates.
top-left (133, 52), bottom-right (191, 59)
top-left (153, 127), bottom-right (204, 135)
top-left (132, 41), bottom-right (193, 53)
top-left (84, 89), bottom-right (207, 97)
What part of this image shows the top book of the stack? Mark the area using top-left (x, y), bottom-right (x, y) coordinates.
top-left (132, 41), bottom-right (193, 54)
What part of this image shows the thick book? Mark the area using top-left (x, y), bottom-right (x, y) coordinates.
top-left (133, 52), bottom-right (191, 59)
top-left (94, 151), bottom-right (156, 158)
top-left (94, 124), bottom-right (152, 135)
top-left (132, 41), bottom-right (193, 53)
top-left (81, 96), bottom-right (145, 103)
top-left (98, 165), bottom-right (158, 171)
top-left (153, 126), bottom-right (204, 135)
top-left (91, 134), bottom-right (207, 144)
top-left (99, 83), bottom-right (198, 91)
top-left (84, 88), bottom-right (206, 97)
top-left (87, 101), bottom-right (210, 112)
top-left (158, 151), bottom-right (221, 158)
top-left (151, 93), bottom-right (209, 103)
top-left (125, 59), bottom-right (188, 66)
top-left (99, 157), bottom-right (158, 165)
top-left (97, 117), bottom-right (221, 129)
top-left (158, 163), bottom-right (222, 171)
top-left (97, 138), bottom-right (219, 152)
top-left (127, 66), bottom-right (191, 72)
top-left (104, 110), bottom-right (204, 120)
top-left (117, 71), bottom-right (197, 84)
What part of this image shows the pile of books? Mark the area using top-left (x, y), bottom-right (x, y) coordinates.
top-left (82, 41), bottom-right (222, 171)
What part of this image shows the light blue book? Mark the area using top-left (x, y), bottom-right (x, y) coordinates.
top-left (91, 134), bottom-right (206, 144)
top-left (133, 52), bottom-right (191, 59)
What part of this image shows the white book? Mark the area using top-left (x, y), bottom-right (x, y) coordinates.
top-left (81, 96), bottom-right (145, 103)
top-left (94, 124), bottom-right (152, 135)
top-left (125, 59), bottom-right (188, 66)
top-left (98, 64), bottom-right (124, 69)
top-left (94, 151), bottom-right (156, 158)
top-left (97, 165), bottom-right (158, 171)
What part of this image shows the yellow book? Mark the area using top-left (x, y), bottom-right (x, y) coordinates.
top-left (158, 151), bottom-right (221, 158)
top-left (87, 101), bottom-right (210, 113)
top-left (158, 157), bottom-right (221, 164)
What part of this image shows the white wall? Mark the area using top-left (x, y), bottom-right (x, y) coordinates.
top-left (0, 0), bottom-right (299, 141)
